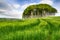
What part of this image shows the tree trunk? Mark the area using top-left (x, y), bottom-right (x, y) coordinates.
top-left (42, 11), bottom-right (43, 17)
top-left (43, 10), bottom-right (46, 17)
top-left (31, 11), bottom-right (33, 18)
top-left (37, 11), bottom-right (40, 18)
top-left (42, 10), bottom-right (46, 17)
top-left (34, 11), bottom-right (36, 18)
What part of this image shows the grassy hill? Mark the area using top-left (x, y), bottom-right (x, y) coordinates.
top-left (0, 16), bottom-right (60, 40)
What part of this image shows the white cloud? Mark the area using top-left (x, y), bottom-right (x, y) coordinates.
top-left (7, 4), bottom-right (22, 19)
top-left (13, 4), bottom-right (21, 9)
top-left (8, 10), bottom-right (22, 18)
top-left (55, 9), bottom-right (60, 16)
top-left (20, 2), bottom-right (40, 10)
top-left (0, 0), bottom-right (54, 19)
top-left (40, 0), bottom-right (53, 5)
top-left (0, 0), bottom-right (22, 19)
top-left (0, 9), bottom-right (6, 12)
top-left (55, 11), bottom-right (60, 16)
top-left (0, 0), bottom-right (60, 19)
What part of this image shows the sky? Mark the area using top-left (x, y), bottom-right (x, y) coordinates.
top-left (0, 0), bottom-right (60, 19)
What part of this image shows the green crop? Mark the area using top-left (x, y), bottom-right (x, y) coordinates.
top-left (0, 16), bottom-right (60, 40)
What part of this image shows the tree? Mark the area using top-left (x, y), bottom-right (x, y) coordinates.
top-left (23, 4), bottom-right (57, 18)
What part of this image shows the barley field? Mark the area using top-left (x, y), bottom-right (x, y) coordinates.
top-left (0, 16), bottom-right (60, 40)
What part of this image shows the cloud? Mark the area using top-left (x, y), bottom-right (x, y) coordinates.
top-left (0, 0), bottom-right (15, 18)
top-left (0, 0), bottom-right (5, 2)
top-left (0, 0), bottom-right (22, 18)
top-left (55, 9), bottom-right (60, 16)
top-left (20, 2), bottom-right (40, 10)
top-left (9, 3), bottom-right (34, 18)
top-left (8, 2), bottom-right (40, 18)
top-left (13, 4), bottom-right (21, 9)
top-left (0, 9), bottom-right (6, 12)
top-left (6, 4), bottom-right (22, 19)
top-left (0, 3), bottom-right (8, 9)
top-left (0, 0), bottom-right (60, 19)
top-left (8, 10), bottom-right (22, 18)
top-left (0, 9), bottom-right (7, 15)
top-left (0, 0), bottom-right (54, 18)
top-left (40, 0), bottom-right (53, 5)
top-left (53, 2), bottom-right (60, 16)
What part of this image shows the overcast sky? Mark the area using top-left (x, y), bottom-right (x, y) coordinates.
top-left (0, 0), bottom-right (60, 19)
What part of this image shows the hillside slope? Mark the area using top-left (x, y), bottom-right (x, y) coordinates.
top-left (0, 16), bottom-right (60, 40)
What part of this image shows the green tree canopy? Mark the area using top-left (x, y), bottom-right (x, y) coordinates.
top-left (23, 4), bottom-right (57, 18)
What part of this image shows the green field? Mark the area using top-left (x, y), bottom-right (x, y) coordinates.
top-left (0, 16), bottom-right (60, 40)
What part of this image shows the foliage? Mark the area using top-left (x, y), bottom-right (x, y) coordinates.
top-left (23, 4), bottom-right (57, 18)
top-left (0, 16), bottom-right (60, 40)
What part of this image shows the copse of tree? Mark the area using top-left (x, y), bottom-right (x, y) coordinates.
top-left (23, 4), bottom-right (57, 18)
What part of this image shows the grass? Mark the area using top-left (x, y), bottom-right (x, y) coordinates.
top-left (0, 16), bottom-right (60, 40)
